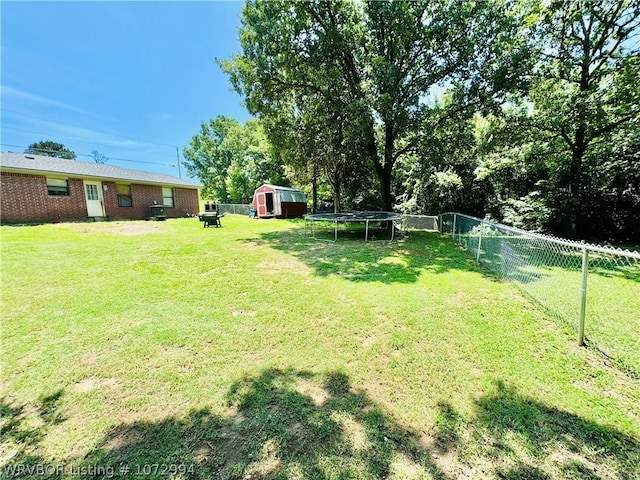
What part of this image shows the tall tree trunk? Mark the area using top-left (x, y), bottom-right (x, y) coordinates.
top-left (568, 140), bottom-right (586, 238)
top-left (567, 86), bottom-right (588, 238)
top-left (333, 187), bottom-right (341, 213)
top-left (312, 161), bottom-right (318, 213)
top-left (380, 164), bottom-right (393, 211)
top-left (373, 122), bottom-right (396, 211)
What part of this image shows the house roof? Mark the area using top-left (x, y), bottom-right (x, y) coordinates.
top-left (0, 152), bottom-right (200, 188)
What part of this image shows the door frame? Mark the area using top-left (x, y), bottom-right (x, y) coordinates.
top-left (84, 180), bottom-right (106, 217)
top-left (265, 192), bottom-right (274, 214)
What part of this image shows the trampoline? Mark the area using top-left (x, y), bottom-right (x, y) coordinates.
top-left (305, 211), bottom-right (403, 242)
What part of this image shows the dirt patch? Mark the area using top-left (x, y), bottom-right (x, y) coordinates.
top-left (70, 377), bottom-right (119, 394)
top-left (115, 225), bottom-right (162, 235)
top-left (362, 335), bottom-right (377, 347)
top-left (64, 222), bottom-right (162, 235)
top-left (243, 439), bottom-right (280, 479)
top-left (331, 412), bottom-right (369, 451)
top-left (103, 427), bottom-right (143, 453)
top-left (79, 353), bottom-right (99, 366)
top-left (294, 379), bottom-right (329, 407)
top-left (194, 442), bottom-right (214, 465)
top-left (226, 405), bottom-right (246, 425)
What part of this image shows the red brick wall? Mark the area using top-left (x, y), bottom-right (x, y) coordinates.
top-left (0, 172), bottom-right (88, 223)
top-left (1, 172), bottom-right (200, 223)
top-left (102, 182), bottom-right (162, 219)
top-left (105, 184), bottom-right (199, 219)
top-left (170, 188), bottom-right (200, 217)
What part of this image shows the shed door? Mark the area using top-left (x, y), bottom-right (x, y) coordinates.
top-left (257, 192), bottom-right (267, 216)
top-left (84, 181), bottom-right (105, 217)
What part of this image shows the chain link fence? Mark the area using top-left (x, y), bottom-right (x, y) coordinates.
top-left (402, 214), bottom-right (439, 232)
top-left (216, 203), bottom-right (252, 215)
top-left (440, 212), bottom-right (640, 376)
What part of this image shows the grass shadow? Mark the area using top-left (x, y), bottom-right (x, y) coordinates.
top-left (80, 368), bottom-right (446, 479)
top-left (1, 390), bottom-right (66, 478)
top-left (242, 229), bottom-right (487, 284)
top-left (433, 380), bottom-right (640, 479)
top-left (5, 374), bottom-right (639, 479)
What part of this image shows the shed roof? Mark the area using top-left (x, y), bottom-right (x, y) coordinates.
top-left (0, 152), bottom-right (200, 188)
top-left (259, 184), bottom-right (304, 192)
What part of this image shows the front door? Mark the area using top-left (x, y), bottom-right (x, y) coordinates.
top-left (84, 181), bottom-right (105, 217)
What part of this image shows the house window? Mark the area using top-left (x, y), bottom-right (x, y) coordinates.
top-left (116, 184), bottom-right (133, 207)
top-left (162, 187), bottom-right (174, 207)
top-left (85, 184), bottom-right (99, 200)
top-left (47, 178), bottom-right (69, 196)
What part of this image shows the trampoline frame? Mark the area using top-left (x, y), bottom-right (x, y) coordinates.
top-left (305, 211), bottom-right (403, 242)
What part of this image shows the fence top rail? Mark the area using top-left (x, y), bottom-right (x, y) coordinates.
top-left (402, 214), bottom-right (439, 219)
top-left (440, 212), bottom-right (640, 260)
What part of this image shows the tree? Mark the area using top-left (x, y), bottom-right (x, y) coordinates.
top-left (222, 0), bottom-right (530, 211)
top-left (473, 106), bottom-right (556, 231)
top-left (183, 116), bottom-right (239, 201)
top-left (528, 0), bottom-right (640, 237)
top-left (90, 150), bottom-right (108, 164)
top-left (25, 141), bottom-right (76, 160)
top-left (261, 92), bottom-right (375, 212)
top-left (183, 116), bottom-right (286, 203)
top-left (221, 1), bottom-right (370, 211)
top-left (396, 96), bottom-right (482, 216)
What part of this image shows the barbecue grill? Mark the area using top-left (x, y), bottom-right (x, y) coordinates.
top-left (198, 202), bottom-right (224, 228)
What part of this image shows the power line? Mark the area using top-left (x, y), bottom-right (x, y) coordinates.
top-left (1, 143), bottom-right (177, 168)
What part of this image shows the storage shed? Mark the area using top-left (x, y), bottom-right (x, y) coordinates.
top-left (252, 184), bottom-right (307, 218)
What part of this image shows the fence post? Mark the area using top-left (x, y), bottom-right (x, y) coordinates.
top-left (476, 219), bottom-right (483, 262)
top-left (578, 245), bottom-right (589, 346)
top-left (452, 213), bottom-right (457, 240)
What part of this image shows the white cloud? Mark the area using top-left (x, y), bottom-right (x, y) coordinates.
top-left (37, 119), bottom-right (150, 149)
top-left (1, 85), bottom-right (100, 118)
top-left (3, 113), bottom-right (152, 150)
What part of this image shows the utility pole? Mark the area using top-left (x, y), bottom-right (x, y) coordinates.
top-left (175, 147), bottom-right (182, 179)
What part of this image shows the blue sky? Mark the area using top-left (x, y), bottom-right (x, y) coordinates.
top-left (1, 1), bottom-right (251, 179)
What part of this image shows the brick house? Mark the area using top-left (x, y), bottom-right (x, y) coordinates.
top-left (0, 152), bottom-right (201, 223)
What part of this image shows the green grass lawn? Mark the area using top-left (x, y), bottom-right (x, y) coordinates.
top-left (464, 234), bottom-right (640, 376)
top-left (2, 216), bottom-right (639, 479)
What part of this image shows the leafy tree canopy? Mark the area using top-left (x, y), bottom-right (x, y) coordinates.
top-left (210, 0), bottom-right (639, 242)
top-left (221, 0), bottom-right (532, 210)
top-left (183, 116), bottom-right (287, 203)
top-left (25, 141), bottom-right (76, 160)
